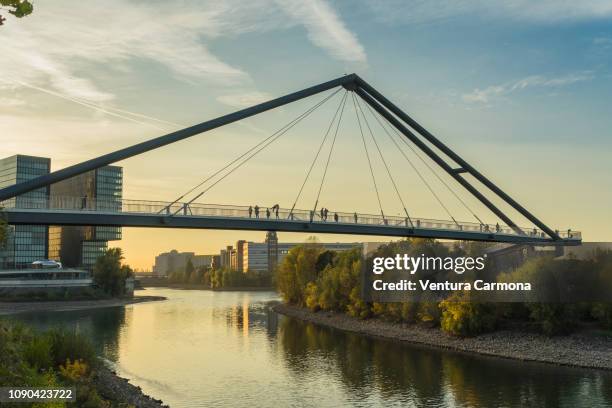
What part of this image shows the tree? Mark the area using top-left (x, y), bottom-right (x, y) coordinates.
top-left (185, 258), bottom-right (195, 281)
top-left (92, 248), bottom-right (133, 297)
top-left (0, 0), bottom-right (33, 26)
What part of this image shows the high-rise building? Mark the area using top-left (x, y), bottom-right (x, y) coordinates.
top-left (48, 166), bottom-right (123, 269)
top-left (0, 155), bottom-right (51, 268)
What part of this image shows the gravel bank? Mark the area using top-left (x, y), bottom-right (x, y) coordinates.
top-left (93, 365), bottom-right (168, 408)
top-left (274, 304), bottom-right (612, 370)
top-left (0, 296), bottom-right (166, 315)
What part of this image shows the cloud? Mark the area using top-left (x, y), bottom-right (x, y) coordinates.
top-left (0, 1), bottom-right (255, 104)
top-left (0, 0), bottom-right (365, 109)
top-left (462, 72), bottom-right (594, 104)
top-left (366, 0), bottom-right (612, 24)
top-left (217, 91), bottom-right (274, 108)
top-left (275, 0), bottom-right (367, 63)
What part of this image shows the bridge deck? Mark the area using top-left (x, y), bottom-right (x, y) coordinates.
top-left (2, 197), bottom-right (581, 245)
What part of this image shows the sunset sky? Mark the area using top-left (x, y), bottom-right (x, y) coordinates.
top-left (1, 1), bottom-right (611, 270)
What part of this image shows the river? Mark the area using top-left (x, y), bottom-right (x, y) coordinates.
top-left (11, 288), bottom-right (612, 407)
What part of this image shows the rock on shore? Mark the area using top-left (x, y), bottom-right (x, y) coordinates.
top-left (93, 365), bottom-right (168, 408)
top-left (274, 303), bottom-right (612, 370)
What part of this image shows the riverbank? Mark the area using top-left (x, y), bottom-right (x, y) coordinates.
top-left (274, 303), bottom-right (612, 370)
top-left (142, 282), bottom-right (274, 291)
top-left (0, 295), bottom-right (166, 315)
top-left (94, 365), bottom-right (168, 408)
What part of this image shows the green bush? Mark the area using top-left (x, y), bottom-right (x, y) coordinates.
top-left (48, 329), bottom-right (98, 369)
top-left (591, 303), bottom-right (612, 329)
top-left (527, 303), bottom-right (577, 336)
top-left (439, 291), bottom-right (497, 336)
top-left (22, 336), bottom-right (53, 370)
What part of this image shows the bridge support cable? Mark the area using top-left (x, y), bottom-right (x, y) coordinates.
top-left (0, 74), bottom-right (358, 203)
top-left (354, 86), bottom-right (527, 236)
top-left (353, 95), bottom-right (415, 228)
top-left (163, 88), bottom-right (343, 213)
top-left (355, 93), bottom-right (461, 228)
top-left (288, 91), bottom-right (348, 219)
top-left (354, 76), bottom-right (560, 240)
top-left (351, 93), bottom-right (386, 223)
top-left (361, 100), bottom-right (486, 227)
top-left (312, 91), bottom-right (349, 218)
top-left (380, 111), bottom-right (486, 227)
top-left (172, 88), bottom-right (343, 216)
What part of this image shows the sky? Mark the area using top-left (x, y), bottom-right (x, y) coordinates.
top-left (1, 0), bottom-right (611, 270)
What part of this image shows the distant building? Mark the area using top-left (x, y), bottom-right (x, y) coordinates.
top-left (0, 155), bottom-right (51, 269)
top-left (229, 232), bottom-right (362, 273)
top-left (48, 166), bottom-right (123, 269)
top-left (152, 250), bottom-right (215, 276)
top-left (219, 245), bottom-right (233, 269)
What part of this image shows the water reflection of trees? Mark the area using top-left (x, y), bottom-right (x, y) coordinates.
top-left (277, 316), bottom-right (612, 407)
top-left (13, 306), bottom-right (126, 361)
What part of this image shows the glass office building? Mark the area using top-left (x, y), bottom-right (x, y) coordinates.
top-left (0, 155), bottom-right (51, 269)
top-left (48, 165), bottom-right (122, 269)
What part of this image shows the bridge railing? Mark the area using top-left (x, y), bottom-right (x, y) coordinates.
top-left (0, 195), bottom-right (580, 241)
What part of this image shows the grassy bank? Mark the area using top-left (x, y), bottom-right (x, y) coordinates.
top-left (0, 319), bottom-right (165, 407)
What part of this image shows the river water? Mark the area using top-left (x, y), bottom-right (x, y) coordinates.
top-left (11, 288), bottom-right (612, 407)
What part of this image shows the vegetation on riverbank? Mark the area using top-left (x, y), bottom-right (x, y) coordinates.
top-left (0, 319), bottom-right (117, 407)
top-left (167, 259), bottom-right (273, 289)
top-left (275, 239), bottom-right (612, 337)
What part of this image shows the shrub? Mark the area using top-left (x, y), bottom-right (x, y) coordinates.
top-left (527, 303), bottom-right (577, 336)
top-left (23, 336), bottom-right (53, 370)
top-left (439, 291), bottom-right (497, 336)
top-left (591, 303), bottom-right (612, 329)
top-left (59, 358), bottom-right (89, 381)
top-left (48, 330), bottom-right (98, 369)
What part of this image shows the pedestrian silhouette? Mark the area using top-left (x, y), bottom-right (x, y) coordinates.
top-left (248, 206), bottom-right (253, 218)
top-left (254, 205), bottom-right (260, 218)
top-left (496, 223), bottom-right (500, 233)
top-left (354, 212), bottom-right (358, 223)
top-left (310, 210), bottom-right (314, 223)
top-left (266, 208), bottom-right (270, 219)
top-left (273, 204), bottom-right (279, 219)
top-left (334, 212), bottom-right (338, 222)
top-left (320, 208), bottom-right (324, 221)
top-left (323, 208), bottom-right (329, 221)
top-left (81, 195), bottom-right (87, 210)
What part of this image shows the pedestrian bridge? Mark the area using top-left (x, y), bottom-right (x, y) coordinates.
top-left (0, 73), bottom-right (581, 246)
top-left (2, 196), bottom-right (581, 245)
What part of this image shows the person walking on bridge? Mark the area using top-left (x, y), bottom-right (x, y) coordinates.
top-left (323, 208), bottom-right (329, 222)
top-left (334, 212), bottom-right (338, 223)
top-left (254, 205), bottom-right (260, 218)
top-left (320, 208), bottom-right (325, 222)
top-left (248, 206), bottom-right (253, 218)
top-left (272, 204), bottom-right (280, 219)
top-left (310, 210), bottom-right (314, 223)
top-left (266, 208), bottom-right (271, 219)
top-left (354, 212), bottom-right (358, 223)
